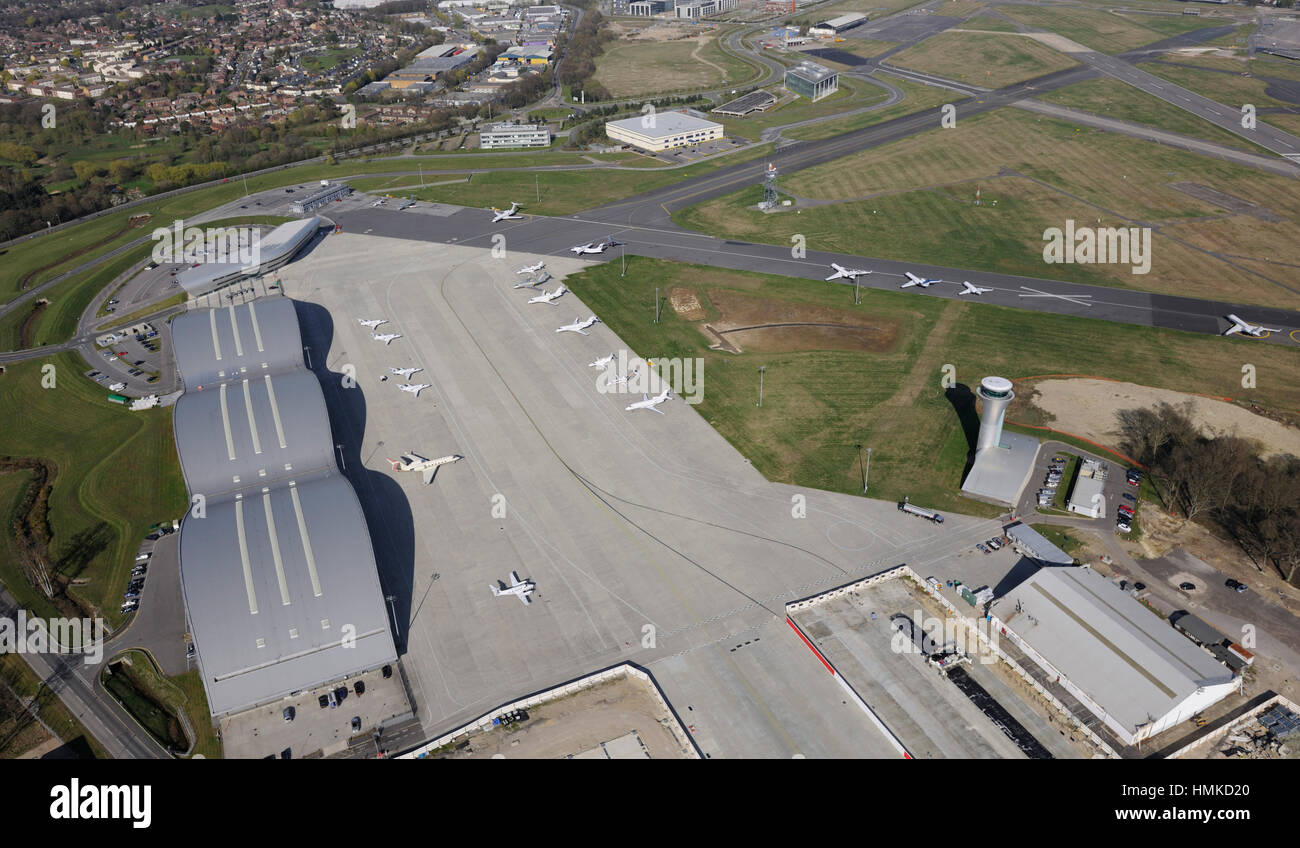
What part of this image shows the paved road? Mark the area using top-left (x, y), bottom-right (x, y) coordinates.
top-left (0, 588), bottom-right (170, 759)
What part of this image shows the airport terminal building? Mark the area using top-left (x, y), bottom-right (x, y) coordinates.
top-left (175, 217), bottom-right (324, 298)
top-left (170, 298), bottom-right (396, 716)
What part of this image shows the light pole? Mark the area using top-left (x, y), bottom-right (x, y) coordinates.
top-left (757, 366), bottom-right (766, 407)
top-left (653, 286), bottom-right (660, 323)
top-left (621, 243), bottom-right (626, 277)
top-left (336, 444), bottom-right (346, 472)
top-left (385, 594), bottom-right (400, 641)
top-left (535, 172), bottom-right (540, 203)
top-left (864, 447), bottom-right (872, 493)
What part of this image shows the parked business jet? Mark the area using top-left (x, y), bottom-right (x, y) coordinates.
top-left (901, 272), bottom-right (939, 288)
top-left (389, 366), bottom-right (422, 379)
top-left (387, 452), bottom-right (462, 484)
top-left (513, 271), bottom-right (552, 289)
top-left (491, 202), bottom-right (524, 223)
top-left (825, 263), bottom-right (871, 282)
top-left (589, 353), bottom-right (615, 369)
top-left (490, 571), bottom-right (535, 605)
top-left (610, 366), bottom-right (638, 386)
top-left (372, 332), bottom-right (402, 345)
top-left (1223, 314), bottom-right (1283, 337)
top-left (528, 285), bottom-right (567, 305)
top-left (398, 382), bottom-right (430, 398)
top-left (358, 318), bottom-right (387, 329)
top-left (570, 237), bottom-right (623, 255)
top-left (626, 388), bottom-right (672, 414)
top-left (958, 281), bottom-right (992, 295)
top-left (517, 261), bottom-right (546, 275)
top-left (557, 316), bottom-right (601, 335)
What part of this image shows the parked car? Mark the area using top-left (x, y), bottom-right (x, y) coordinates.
top-left (382, 665), bottom-right (392, 679)
top-left (1225, 579), bottom-right (1248, 593)
top-left (319, 694), bottom-right (330, 709)
top-left (350, 716), bottom-right (361, 733)
top-left (1179, 581), bottom-right (1196, 591)
top-left (283, 707), bottom-right (295, 722)
top-left (1123, 493), bottom-right (1136, 502)
top-left (1133, 582), bottom-right (1145, 591)
top-left (354, 681), bottom-right (365, 696)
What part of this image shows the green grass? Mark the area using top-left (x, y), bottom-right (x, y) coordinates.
top-left (999, 5), bottom-right (1218, 54)
top-left (169, 668), bottom-right (222, 758)
top-left (560, 256), bottom-right (1300, 519)
top-left (1038, 77), bottom-right (1273, 155)
top-left (783, 78), bottom-right (954, 141)
top-left (0, 353), bottom-right (187, 627)
top-left (888, 31), bottom-right (1080, 89)
top-left (718, 77), bottom-right (890, 142)
top-left (100, 651), bottom-right (189, 752)
top-left (1030, 523), bottom-right (1084, 558)
top-left (1137, 60), bottom-right (1296, 113)
top-left (1, 653), bottom-right (109, 758)
top-left (1051, 453), bottom-right (1080, 511)
top-left (399, 144), bottom-right (773, 216)
top-left (301, 47), bottom-right (361, 73)
top-left (593, 35), bottom-right (760, 98)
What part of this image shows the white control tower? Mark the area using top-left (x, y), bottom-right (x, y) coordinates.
top-left (975, 376), bottom-right (1014, 452)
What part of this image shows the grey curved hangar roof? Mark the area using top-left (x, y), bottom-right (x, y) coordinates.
top-left (179, 475), bottom-right (394, 717)
top-left (175, 216), bottom-right (321, 296)
top-left (173, 369), bottom-right (336, 500)
top-left (172, 298), bottom-right (395, 717)
top-left (171, 297), bottom-right (305, 389)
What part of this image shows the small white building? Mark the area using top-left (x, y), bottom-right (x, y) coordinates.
top-left (1067, 458), bottom-right (1108, 518)
top-left (480, 121), bottom-right (551, 149)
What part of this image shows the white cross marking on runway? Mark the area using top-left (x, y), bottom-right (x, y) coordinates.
top-left (1018, 286), bottom-right (1093, 307)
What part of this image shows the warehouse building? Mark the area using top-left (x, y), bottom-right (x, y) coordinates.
top-left (998, 565), bottom-right (1238, 745)
top-left (605, 110), bottom-right (723, 152)
top-left (289, 182), bottom-right (351, 214)
top-left (628, 0), bottom-right (671, 14)
top-left (480, 121), bottom-right (551, 148)
top-left (810, 12), bottom-right (867, 37)
top-left (1005, 521), bottom-right (1074, 567)
top-left (170, 299), bottom-right (397, 717)
top-left (1066, 458), bottom-right (1108, 518)
top-left (785, 60), bottom-right (838, 101)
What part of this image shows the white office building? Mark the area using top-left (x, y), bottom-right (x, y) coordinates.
top-left (480, 121), bottom-right (551, 149)
top-left (605, 110), bottom-right (723, 152)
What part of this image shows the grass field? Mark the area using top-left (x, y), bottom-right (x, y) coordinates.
top-left (1038, 77), bottom-right (1273, 154)
top-left (719, 77), bottom-right (890, 141)
top-left (1000, 5), bottom-right (1217, 53)
top-left (562, 257), bottom-right (1300, 518)
top-left (395, 143), bottom-right (773, 216)
top-left (593, 35), bottom-right (758, 98)
top-left (1031, 523), bottom-right (1084, 557)
top-left (962, 14), bottom-right (1019, 34)
top-left (783, 78), bottom-right (953, 141)
top-left (678, 108), bottom-right (1300, 308)
top-left (101, 651), bottom-right (189, 752)
top-left (301, 47), bottom-right (361, 73)
top-left (0, 153), bottom-right (542, 305)
top-left (0, 353), bottom-right (187, 627)
top-left (888, 31), bottom-right (1080, 88)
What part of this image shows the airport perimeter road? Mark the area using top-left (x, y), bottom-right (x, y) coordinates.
top-left (329, 202), bottom-right (1300, 344)
top-left (0, 588), bottom-right (171, 759)
top-left (282, 235), bottom-right (1008, 757)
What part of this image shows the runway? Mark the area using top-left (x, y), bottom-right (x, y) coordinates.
top-left (330, 196), bottom-right (1300, 345)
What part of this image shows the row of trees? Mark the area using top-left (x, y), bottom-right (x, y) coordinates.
top-left (556, 10), bottom-right (614, 102)
top-left (1118, 401), bottom-right (1300, 584)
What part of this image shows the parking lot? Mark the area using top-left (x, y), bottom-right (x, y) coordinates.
top-left (219, 664), bottom-right (412, 759)
top-left (651, 136), bottom-right (749, 164)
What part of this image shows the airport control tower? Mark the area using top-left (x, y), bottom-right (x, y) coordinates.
top-left (975, 376), bottom-right (1015, 452)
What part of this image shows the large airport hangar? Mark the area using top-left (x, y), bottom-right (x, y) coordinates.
top-left (998, 565), bottom-right (1238, 745)
top-left (172, 298), bottom-right (396, 717)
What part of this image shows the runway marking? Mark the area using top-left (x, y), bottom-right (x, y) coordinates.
top-left (1017, 286), bottom-right (1093, 307)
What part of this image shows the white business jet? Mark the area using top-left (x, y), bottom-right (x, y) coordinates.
top-left (491, 202), bottom-right (524, 223)
top-left (387, 452), bottom-right (462, 484)
top-left (557, 316), bottom-right (601, 335)
top-left (625, 388), bottom-right (672, 414)
top-left (825, 263), bottom-right (871, 282)
top-left (957, 281), bottom-right (992, 295)
top-left (490, 571), bottom-right (536, 605)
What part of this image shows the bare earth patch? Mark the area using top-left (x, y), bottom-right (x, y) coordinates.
top-left (700, 288), bottom-right (900, 354)
top-left (1029, 378), bottom-right (1300, 459)
top-left (668, 286), bottom-right (705, 320)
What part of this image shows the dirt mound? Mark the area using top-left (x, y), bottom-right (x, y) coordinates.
top-left (700, 288), bottom-right (900, 354)
top-left (1029, 378), bottom-right (1300, 459)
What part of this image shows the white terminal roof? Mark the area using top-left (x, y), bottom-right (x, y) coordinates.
top-left (606, 110), bottom-right (720, 141)
top-left (821, 12), bottom-right (867, 27)
top-left (1004, 566), bottom-right (1235, 739)
top-left (175, 217), bottom-right (321, 295)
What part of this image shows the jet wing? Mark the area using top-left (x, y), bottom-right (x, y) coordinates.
top-left (421, 465), bottom-right (436, 485)
top-left (518, 593), bottom-right (531, 605)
